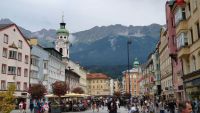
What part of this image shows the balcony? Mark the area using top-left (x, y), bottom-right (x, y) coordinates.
top-left (176, 20), bottom-right (187, 34)
top-left (178, 46), bottom-right (190, 58)
top-left (43, 69), bottom-right (48, 74)
top-left (31, 65), bottom-right (39, 71)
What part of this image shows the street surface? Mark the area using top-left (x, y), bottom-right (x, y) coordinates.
top-left (63, 107), bottom-right (127, 113)
top-left (11, 107), bottom-right (128, 113)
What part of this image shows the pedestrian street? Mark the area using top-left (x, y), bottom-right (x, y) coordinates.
top-left (62, 107), bottom-right (128, 113)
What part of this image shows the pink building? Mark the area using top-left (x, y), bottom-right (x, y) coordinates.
top-left (165, 0), bottom-right (185, 100)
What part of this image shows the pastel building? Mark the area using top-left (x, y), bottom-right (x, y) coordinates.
top-left (0, 24), bottom-right (30, 105)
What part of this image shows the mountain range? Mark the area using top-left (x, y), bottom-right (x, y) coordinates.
top-left (0, 18), bottom-right (162, 79)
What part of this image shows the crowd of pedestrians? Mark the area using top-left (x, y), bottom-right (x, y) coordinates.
top-left (125, 97), bottom-right (200, 113)
top-left (16, 96), bottom-right (199, 113)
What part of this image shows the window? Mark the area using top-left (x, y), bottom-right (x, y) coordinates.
top-left (193, 0), bottom-right (197, 11)
top-left (175, 8), bottom-right (186, 25)
top-left (188, 2), bottom-right (191, 12)
top-left (44, 62), bottom-right (48, 69)
top-left (3, 34), bottom-right (8, 43)
top-left (18, 40), bottom-right (22, 49)
top-left (31, 58), bottom-right (38, 66)
top-left (1, 80), bottom-right (6, 90)
top-left (187, 2), bottom-right (191, 18)
top-left (2, 48), bottom-right (7, 58)
top-left (24, 69), bottom-right (28, 77)
top-left (190, 28), bottom-right (194, 44)
top-left (196, 22), bottom-right (200, 38)
top-left (25, 55), bottom-right (29, 64)
top-left (177, 32), bottom-right (188, 48)
top-left (9, 51), bottom-right (17, 59)
top-left (192, 56), bottom-right (196, 71)
top-left (23, 82), bottom-right (27, 91)
top-left (17, 67), bottom-right (21, 76)
top-left (18, 53), bottom-right (22, 61)
top-left (16, 82), bottom-right (20, 90)
top-left (8, 66), bottom-right (16, 75)
top-left (59, 48), bottom-right (63, 54)
top-left (1, 64), bottom-right (7, 74)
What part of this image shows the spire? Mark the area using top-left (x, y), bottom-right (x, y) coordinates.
top-left (62, 12), bottom-right (64, 23)
top-left (60, 13), bottom-right (66, 29)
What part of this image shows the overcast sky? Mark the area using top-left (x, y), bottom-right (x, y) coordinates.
top-left (0, 0), bottom-right (167, 33)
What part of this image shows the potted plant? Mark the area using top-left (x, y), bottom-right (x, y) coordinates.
top-left (51, 81), bottom-right (68, 113)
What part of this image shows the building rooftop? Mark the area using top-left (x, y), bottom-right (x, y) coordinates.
top-left (0, 24), bottom-right (13, 30)
top-left (87, 73), bottom-right (110, 79)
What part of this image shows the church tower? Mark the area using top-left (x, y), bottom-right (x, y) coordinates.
top-left (55, 15), bottom-right (70, 59)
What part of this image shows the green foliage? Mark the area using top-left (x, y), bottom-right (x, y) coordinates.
top-left (28, 84), bottom-right (47, 99)
top-left (0, 84), bottom-right (16, 113)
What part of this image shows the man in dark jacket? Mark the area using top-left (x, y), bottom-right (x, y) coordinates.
top-left (108, 99), bottom-right (117, 113)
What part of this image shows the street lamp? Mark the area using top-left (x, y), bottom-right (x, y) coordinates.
top-left (127, 37), bottom-right (132, 97)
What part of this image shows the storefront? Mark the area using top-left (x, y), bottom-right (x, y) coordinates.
top-left (184, 78), bottom-right (200, 100)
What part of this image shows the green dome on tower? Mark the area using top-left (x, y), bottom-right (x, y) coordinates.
top-left (133, 58), bottom-right (139, 68)
top-left (56, 16), bottom-right (69, 37)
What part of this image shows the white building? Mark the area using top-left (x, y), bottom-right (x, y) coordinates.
top-left (55, 17), bottom-right (87, 94)
top-left (0, 24), bottom-right (30, 105)
top-left (67, 60), bottom-right (87, 93)
top-left (44, 48), bottom-right (66, 93)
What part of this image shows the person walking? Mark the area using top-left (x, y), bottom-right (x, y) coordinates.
top-left (19, 101), bottom-right (23, 113)
top-left (22, 101), bottom-right (26, 113)
top-left (92, 101), bottom-right (96, 112)
top-left (108, 99), bottom-right (117, 113)
top-left (178, 101), bottom-right (193, 113)
top-left (43, 102), bottom-right (49, 113)
top-left (29, 100), bottom-right (34, 113)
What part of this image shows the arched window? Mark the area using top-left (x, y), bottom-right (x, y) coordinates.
top-left (59, 48), bottom-right (63, 54)
top-left (60, 36), bottom-right (62, 39)
top-left (67, 49), bottom-right (69, 55)
top-left (192, 55), bottom-right (196, 71)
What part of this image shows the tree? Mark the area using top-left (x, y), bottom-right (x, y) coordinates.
top-left (113, 91), bottom-right (121, 97)
top-left (52, 81), bottom-right (68, 97)
top-left (0, 84), bottom-right (16, 113)
top-left (72, 87), bottom-right (84, 94)
top-left (28, 84), bottom-right (47, 100)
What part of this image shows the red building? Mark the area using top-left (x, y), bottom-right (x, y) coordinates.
top-left (165, 0), bottom-right (185, 101)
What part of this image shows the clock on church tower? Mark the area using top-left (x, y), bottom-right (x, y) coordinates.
top-left (55, 16), bottom-right (70, 59)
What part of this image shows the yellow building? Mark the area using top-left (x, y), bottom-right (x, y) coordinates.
top-left (87, 73), bottom-right (110, 96)
top-left (123, 58), bottom-right (141, 97)
top-left (173, 0), bottom-right (200, 99)
top-left (159, 27), bottom-right (173, 99)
